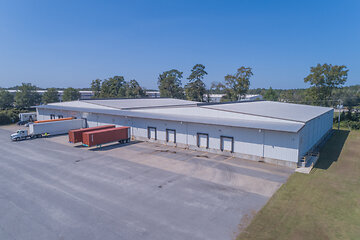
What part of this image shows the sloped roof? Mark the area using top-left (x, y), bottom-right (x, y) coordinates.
top-left (35, 99), bottom-right (333, 132)
top-left (82, 98), bottom-right (197, 110)
top-left (201, 101), bottom-right (333, 122)
top-left (35, 104), bottom-right (304, 132)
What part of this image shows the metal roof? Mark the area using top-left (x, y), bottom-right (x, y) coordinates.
top-left (82, 98), bottom-right (198, 110)
top-left (36, 103), bottom-right (304, 132)
top-left (201, 101), bottom-right (333, 122)
top-left (47, 101), bottom-right (118, 110)
top-left (132, 106), bottom-right (298, 124)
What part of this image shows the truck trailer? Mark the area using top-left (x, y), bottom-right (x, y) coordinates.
top-left (19, 112), bottom-right (37, 122)
top-left (68, 125), bottom-right (116, 143)
top-left (34, 117), bottom-right (74, 124)
top-left (82, 127), bottom-right (130, 147)
top-left (11, 119), bottom-right (85, 141)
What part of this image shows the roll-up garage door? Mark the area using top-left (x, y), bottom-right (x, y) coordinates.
top-left (197, 133), bottom-right (209, 148)
top-left (166, 129), bottom-right (176, 143)
top-left (221, 136), bottom-right (234, 152)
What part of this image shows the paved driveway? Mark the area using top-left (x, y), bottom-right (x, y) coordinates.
top-left (0, 126), bottom-right (293, 240)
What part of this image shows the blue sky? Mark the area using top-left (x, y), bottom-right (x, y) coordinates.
top-left (0, 0), bottom-right (359, 89)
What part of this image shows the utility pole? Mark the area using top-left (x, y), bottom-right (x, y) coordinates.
top-left (337, 100), bottom-right (343, 130)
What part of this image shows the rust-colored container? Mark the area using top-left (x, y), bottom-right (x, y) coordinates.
top-left (35, 117), bottom-right (73, 124)
top-left (68, 125), bottom-right (115, 143)
top-left (82, 127), bottom-right (130, 147)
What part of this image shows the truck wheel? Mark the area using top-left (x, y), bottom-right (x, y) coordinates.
top-left (15, 137), bottom-right (20, 141)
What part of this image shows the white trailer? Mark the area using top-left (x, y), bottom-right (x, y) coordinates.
top-left (11, 119), bottom-right (84, 141)
top-left (19, 112), bottom-right (37, 122)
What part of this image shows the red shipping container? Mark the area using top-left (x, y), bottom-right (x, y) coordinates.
top-left (68, 125), bottom-right (115, 143)
top-left (82, 127), bottom-right (130, 147)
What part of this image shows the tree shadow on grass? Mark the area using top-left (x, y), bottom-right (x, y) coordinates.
top-left (314, 130), bottom-right (349, 170)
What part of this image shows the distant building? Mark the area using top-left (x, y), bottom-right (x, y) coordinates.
top-left (7, 89), bottom-right (163, 100)
top-left (6, 90), bottom-right (94, 101)
top-left (145, 90), bottom-right (160, 98)
top-left (204, 94), bottom-right (263, 103)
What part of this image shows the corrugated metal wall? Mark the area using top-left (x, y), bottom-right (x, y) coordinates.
top-left (298, 109), bottom-right (333, 158)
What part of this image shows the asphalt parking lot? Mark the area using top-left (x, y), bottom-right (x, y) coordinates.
top-left (0, 125), bottom-right (293, 240)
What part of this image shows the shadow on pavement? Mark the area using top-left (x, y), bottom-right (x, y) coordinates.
top-left (314, 130), bottom-right (349, 170)
top-left (89, 140), bottom-right (141, 151)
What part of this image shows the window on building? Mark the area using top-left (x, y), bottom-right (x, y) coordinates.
top-left (220, 136), bottom-right (234, 152)
top-left (166, 129), bottom-right (176, 143)
top-left (197, 133), bottom-right (209, 149)
top-left (147, 127), bottom-right (157, 140)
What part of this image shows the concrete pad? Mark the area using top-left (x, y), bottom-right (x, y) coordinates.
top-left (0, 126), bottom-right (293, 240)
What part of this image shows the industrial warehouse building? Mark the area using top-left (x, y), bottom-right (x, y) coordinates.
top-left (35, 98), bottom-right (333, 168)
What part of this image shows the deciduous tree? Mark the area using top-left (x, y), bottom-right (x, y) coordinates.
top-left (14, 83), bottom-right (41, 109)
top-left (0, 90), bottom-right (14, 109)
top-left (304, 64), bottom-right (348, 106)
top-left (42, 88), bottom-right (59, 104)
top-left (62, 87), bottom-right (80, 101)
top-left (100, 76), bottom-right (126, 98)
top-left (158, 69), bottom-right (184, 99)
top-left (224, 66), bottom-right (252, 101)
top-left (264, 87), bottom-right (278, 101)
top-left (125, 79), bottom-right (145, 98)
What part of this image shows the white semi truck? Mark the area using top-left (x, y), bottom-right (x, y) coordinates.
top-left (11, 119), bottom-right (85, 141)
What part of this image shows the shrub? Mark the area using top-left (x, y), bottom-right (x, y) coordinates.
top-left (345, 120), bottom-right (360, 130)
top-left (0, 109), bottom-right (20, 125)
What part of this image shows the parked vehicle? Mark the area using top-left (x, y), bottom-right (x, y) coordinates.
top-left (17, 120), bottom-right (28, 126)
top-left (11, 119), bottom-right (84, 141)
top-left (82, 127), bottom-right (130, 147)
top-left (68, 125), bottom-right (115, 143)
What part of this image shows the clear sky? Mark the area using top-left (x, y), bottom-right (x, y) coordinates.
top-left (0, 0), bottom-right (359, 89)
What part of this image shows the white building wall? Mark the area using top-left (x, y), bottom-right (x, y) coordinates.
top-left (37, 108), bottom-right (302, 166)
top-left (263, 130), bottom-right (299, 162)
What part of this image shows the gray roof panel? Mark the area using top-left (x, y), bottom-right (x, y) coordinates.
top-left (83, 98), bottom-right (198, 110)
top-left (201, 101), bottom-right (333, 122)
top-left (36, 104), bottom-right (304, 133)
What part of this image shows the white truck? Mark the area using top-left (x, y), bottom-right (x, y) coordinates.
top-left (11, 119), bottom-right (85, 141)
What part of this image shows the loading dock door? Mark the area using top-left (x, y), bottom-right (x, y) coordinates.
top-left (197, 133), bottom-right (209, 148)
top-left (166, 129), bottom-right (176, 143)
top-left (148, 127), bottom-right (157, 140)
top-left (221, 136), bottom-right (234, 152)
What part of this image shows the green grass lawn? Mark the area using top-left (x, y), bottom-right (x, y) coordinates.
top-left (237, 130), bottom-right (360, 240)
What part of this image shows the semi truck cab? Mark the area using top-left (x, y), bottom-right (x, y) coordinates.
top-left (11, 130), bottom-right (29, 141)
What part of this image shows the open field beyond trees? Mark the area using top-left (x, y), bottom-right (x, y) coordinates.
top-left (238, 129), bottom-right (360, 240)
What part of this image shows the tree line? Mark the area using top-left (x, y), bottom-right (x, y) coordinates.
top-left (1, 63), bottom-right (358, 111)
top-left (90, 64), bottom-right (254, 103)
top-left (0, 84), bottom-right (82, 109)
